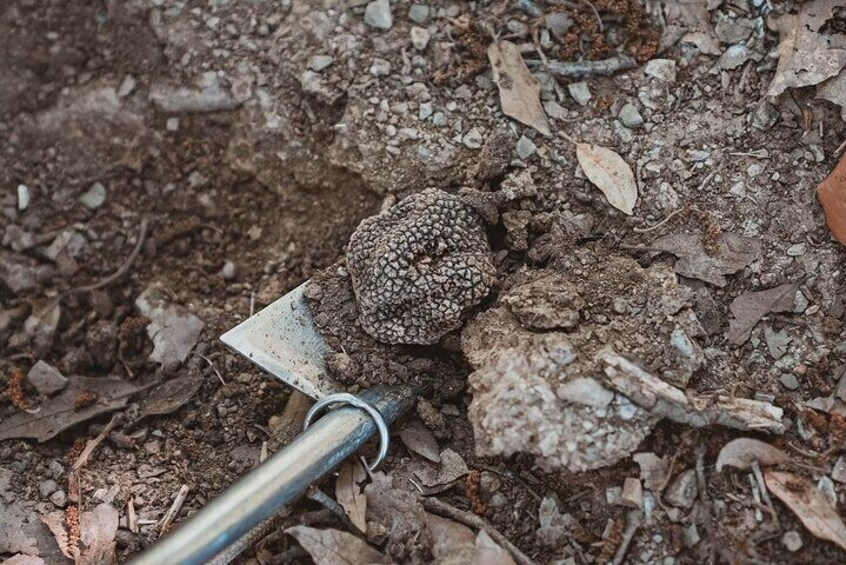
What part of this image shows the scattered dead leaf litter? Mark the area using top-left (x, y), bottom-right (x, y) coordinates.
top-left (3, 0), bottom-right (846, 563)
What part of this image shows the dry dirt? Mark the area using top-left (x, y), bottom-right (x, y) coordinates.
top-left (3, 0), bottom-right (846, 564)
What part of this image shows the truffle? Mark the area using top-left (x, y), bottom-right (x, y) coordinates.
top-left (346, 188), bottom-right (495, 345)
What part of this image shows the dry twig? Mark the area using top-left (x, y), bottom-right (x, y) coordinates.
top-left (159, 484), bottom-right (190, 537)
top-left (421, 497), bottom-right (537, 565)
top-left (542, 54), bottom-right (637, 78)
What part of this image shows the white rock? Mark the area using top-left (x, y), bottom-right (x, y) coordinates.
top-left (418, 102), bottom-right (433, 120)
top-left (645, 59), bottom-right (677, 83)
top-left (664, 469), bottom-right (697, 509)
top-left (369, 58), bottom-right (392, 76)
top-left (166, 117), bottom-right (180, 131)
top-left (619, 103), bottom-right (644, 129)
top-left (432, 112), bottom-right (447, 127)
top-left (364, 0), bottom-right (393, 30)
top-left (462, 128), bottom-right (483, 149)
top-left (621, 477), bottom-right (643, 508)
top-left (568, 81), bottom-right (591, 106)
top-left (221, 260), bottom-right (237, 281)
top-left (27, 360), bottom-right (68, 395)
top-left (80, 182), bottom-right (107, 210)
top-left (557, 377), bottom-right (613, 408)
top-left (782, 530), bottom-right (802, 552)
top-left (308, 55), bottom-right (334, 72)
top-left (136, 283), bottom-right (204, 367)
top-left (117, 75), bottom-right (137, 98)
top-left (515, 135), bottom-right (537, 160)
top-left (17, 184), bottom-right (30, 211)
top-left (833, 456), bottom-right (846, 483)
top-left (410, 26), bottom-right (430, 51)
top-left (408, 4), bottom-right (429, 24)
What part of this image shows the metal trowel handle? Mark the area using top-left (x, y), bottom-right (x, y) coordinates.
top-left (131, 386), bottom-right (414, 565)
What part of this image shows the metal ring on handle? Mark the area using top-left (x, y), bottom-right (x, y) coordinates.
top-left (303, 393), bottom-right (390, 471)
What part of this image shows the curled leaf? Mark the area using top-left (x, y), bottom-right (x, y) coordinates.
top-left (335, 460), bottom-right (367, 532)
top-left (715, 438), bottom-right (790, 472)
top-left (576, 143), bottom-right (638, 215)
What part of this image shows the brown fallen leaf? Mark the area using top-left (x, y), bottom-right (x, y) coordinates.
top-left (715, 438), bottom-right (790, 472)
top-left (286, 526), bottom-right (390, 565)
top-left (767, 0), bottom-right (846, 97)
top-left (575, 143), bottom-right (637, 215)
top-left (425, 513), bottom-right (516, 565)
top-left (138, 374), bottom-right (203, 419)
top-left (726, 283), bottom-right (800, 345)
top-left (766, 470), bottom-right (846, 551)
top-left (335, 459), bottom-right (367, 532)
top-left (650, 232), bottom-right (761, 287)
top-left (488, 40), bottom-right (551, 137)
top-left (414, 448), bottom-right (469, 488)
top-left (39, 512), bottom-right (73, 560)
top-left (817, 152), bottom-right (846, 246)
top-left (399, 419), bottom-right (441, 463)
top-left (0, 377), bottom-right (142, 442)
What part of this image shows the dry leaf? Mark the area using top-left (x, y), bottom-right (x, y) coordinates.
top-left (650, 232), bottom-right (761, 287)
top-left (766, 471), bottom-right (846, 551)
top-left (767, 0), bottom-right (846, 97)
top-left (78, 504), bottom-right (118, 565)
top-left (335, 460), bottom-right (367, 532)
top-left (818, 73), bottom-right (846, 120)
top-left (39, 512), bottom-right (72, 560)
top-left (726, 283), bottom-right (800, 345)
top-left (399, 420), bottom-right (441, 463)
top-left (135, 283), bottom-right (204, 366)
top-left (0, 377), bottom-right (141, 442)
top-left (575, 143), bottom-right (637, 215)
top-left (488, 40), bottom-right (550, 136)
top-left (715, 438), bottom-right (790, 472)
top-left (663, 0), bottom-right (718, 32)
top-left (414, 448), bottom-right (469, 488)
top-left (287, 526), bottom-right (390, 565)
top-left (426, 512), bottom-right (477, 564)
top-left (817, 152), bottom-right (846, 246)
top-left (474, 530), bottom-right (515, 565)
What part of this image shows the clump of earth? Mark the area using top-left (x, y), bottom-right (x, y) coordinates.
top-left (308, 176), bottom-right (705, 472)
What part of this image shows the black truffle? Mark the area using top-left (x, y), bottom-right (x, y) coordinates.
top-left (346, 189), bottom-right (496, 345)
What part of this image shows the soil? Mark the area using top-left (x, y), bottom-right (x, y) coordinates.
top-left (3, 0), bottom-right (846, 564)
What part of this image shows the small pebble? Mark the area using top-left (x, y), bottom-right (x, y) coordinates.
top-left (221, 260), bottom-right (237, 281)
top-left (619, 103), bottom-right (644, 129)
top-left (408, 4), bottom-right (429, 24)
top-left (410, 27), bottom-right (430, 51)
top-left (779, 373), bottom-right (800, 390)
top-left (80, 182), bottom-right (107, 210)
top-left (166, 117), bottom-right (180, 131)
top-left (786, 243), bottom-right (806, 257)
top-left (370, 58), bottom-right (391, 77)
top-left (364, 0), bottom-right (393, 30)
top-left (308, 55), bottom-right (334, 72)
top-left (117, 75), bottom-right (137, 98)
top-left (833, 456), bottom-right (846, 483)
top-left (39, 479), bottom-right (58, 498)
top-left (515, 135), bottom-right (537, 160)
top-left (782, 530), bottom-right (802, 552)
top-left (644, 59), bottom-right (677, 83)
top-left (462, 128), bottom-right (483, 149)
top-left (17, 184), bottom-right (30, 211)
top-left (568, 81), bottom-right (591, 106)
top-left (50, 490), bottom-right (67, 507)
top-left (418, 102), bottom-right (433, 120)
top-left (432, 112), bottom-right (447, 127)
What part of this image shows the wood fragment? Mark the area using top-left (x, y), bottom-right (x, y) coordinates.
top-left (543, 55), bottom-right (637, 78)
top-left (611, 510), bottom-right (641, 565)
top-left (159, 485), bottom-right (190, 537)
top-left (421, 497), bottom-right (537, 565)
top-left (127, 499), bottom-right (139, 534)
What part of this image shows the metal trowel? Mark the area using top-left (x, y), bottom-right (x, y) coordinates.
top-left (132, 283), bottom-right (414, 565)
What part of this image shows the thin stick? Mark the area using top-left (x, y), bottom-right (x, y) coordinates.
top-left (190, 351), bottom-right (226, 385)
top-left (67, 217), bottom-right (149, 296)
top-left (835, 139), bottom-right (846, 157)
top-left (421, 497), bottom-right (537, 565)
top-left (305, 485), bottom-right (366, 539)
top-left (611, 510), bottom-right (641, 565)
top-left (543, 54), bottom-right (637, 78)
top-left (159, 484), bottom-right (190, 537)
top-left (580, 0), bottom-right (603, 32)
top-left (632, 207), bottom-right (685, 233)
top-left (127, 498), bottom-right (139, 534)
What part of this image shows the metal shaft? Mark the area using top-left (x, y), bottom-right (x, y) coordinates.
top-left (131, 386), bottom-right (413, 565)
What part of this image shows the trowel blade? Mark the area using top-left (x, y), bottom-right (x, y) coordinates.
top-left (220, 282), bottom-right (342, 399)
